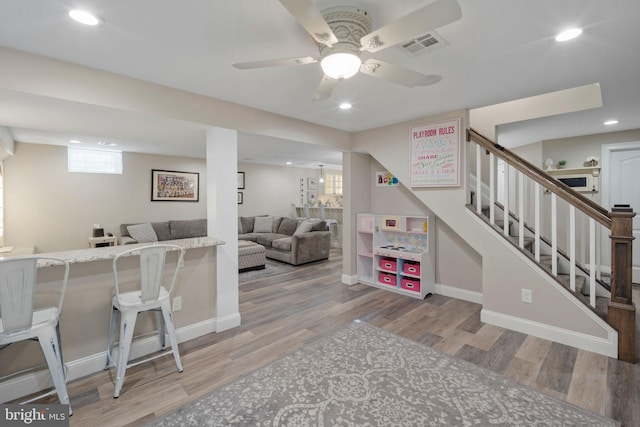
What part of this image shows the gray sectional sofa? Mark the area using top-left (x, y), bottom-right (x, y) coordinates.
top-left (238, 215), bottom-right (331, 266)
top-left (118, 218), bottom-right (207, 245)
top-left (118, 215), bottom-right (330, 266)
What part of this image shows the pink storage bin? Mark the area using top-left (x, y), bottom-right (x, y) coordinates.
top-left (403, 261), bottom-right (421, 276)
top-left (378, 272), bottom-right (397, 287)
top-left (401, 277), bottom-right (421, 292)
top-left (379, 257), bottom-right (397, 272)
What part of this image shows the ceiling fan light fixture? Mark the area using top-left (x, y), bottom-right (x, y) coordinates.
top-left (555, 28), bottom-right (582, 42)
top-left (68, 10), bottom-right (102, 26)
top-left (320, 52), bottom-right (361, 79)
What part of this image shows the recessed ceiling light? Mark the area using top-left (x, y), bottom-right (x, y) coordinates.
top-left (69, 139), bottom-right (83, 144)
top-left (339, 102), bottom-right (352, 110)
top-left (555, 28), bottom-right (582, 42)
top-left (604, 119), bottom-right (619, 125)
top-left (69, 10), bottom-right (101, 26)
top-left (97, 141), bottom-right (117, 147)
top-left (286, 161), bottom-right (292, 165)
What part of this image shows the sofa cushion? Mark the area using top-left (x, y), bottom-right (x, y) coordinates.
top-left (294, 220), bottom-right (315, 235)
top-left (127, 223), bottom-right (158, 243)
top-left (272, 237), bottom-right (292, 251)
top-left (256, 233), bottom-right (289, 248)
top-left (151, 221), bottom-right (172, 241)
top-left (170, 219), bottom-right (207, 239)
top-left (278, 217), bottom-right (300, 236)
top-left (120, 221), bottom-right (170, 240)
top-left (253, 216), bottom-right (273, 233)
top-left (311, 220), bottom-right (328, 231)
top-left (238, 233), bottom-right (258, 242)
top-left (272, 216), bottom-right (283, 233)
top-left (239, 216), bottom-right (255, 233)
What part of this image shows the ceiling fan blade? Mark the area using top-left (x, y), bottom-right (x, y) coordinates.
top-left (279, 0), bottom-right (338, 47)
top-left (313, 75), bottom-right (338, 101)
top-left (360, 0), bottom-right (462, 53)
top-left (360, 59), bottom-right (441, 87)
top-left (232, 56), bottom-right (317, 70)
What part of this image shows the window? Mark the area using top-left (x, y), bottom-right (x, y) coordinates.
top-left (325, 173), bottom-right (343, 195)
top-left (68, 147), bottom-right (123, 174)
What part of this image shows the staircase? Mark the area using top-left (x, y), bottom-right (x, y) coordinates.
top-left (471, 199), bottom-right (611, 318)
top-left (468, 129), bottom-right (636, 362)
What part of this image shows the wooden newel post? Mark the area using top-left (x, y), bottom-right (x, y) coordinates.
top-left (608, 204), bottom-right (636, 363)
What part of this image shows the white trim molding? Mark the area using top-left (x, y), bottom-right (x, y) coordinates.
top-left (435, 283), bottom-right (483, 304)
top-left (341, 274), bottom-right (359, 285)
top-left (481, 309), bottom-right (617, 358)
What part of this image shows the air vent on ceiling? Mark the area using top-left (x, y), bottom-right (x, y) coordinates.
top-left (401, 30), bottom-right (448, 55)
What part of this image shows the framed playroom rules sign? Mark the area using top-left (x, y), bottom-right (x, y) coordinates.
top-left (410, 118), bottom-right (461, 187)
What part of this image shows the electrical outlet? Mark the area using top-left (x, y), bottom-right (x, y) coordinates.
top-left (172, 296), bottom-right (182, 311)
top-left (521, 289), bottom-right (533, 304)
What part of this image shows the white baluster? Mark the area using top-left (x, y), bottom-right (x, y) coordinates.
top-left (534, 182), bottom-right (541, 262)
top-left (569, 205), bottom-right (576, 292)
top-left (503, 162), bottom-right (509, 236)
top-left (518, 172), bottom-right (524, 248)
top-left (489, 153), bottom-right (495, 224)
top-left (476, 144), bottom-right (482, 214)
top-left (551, 193), bottom-right (558, 276)
top-left (589, 218), bottom-right (596, 307)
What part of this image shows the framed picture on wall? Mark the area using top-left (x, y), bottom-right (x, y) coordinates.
top-left (307, 190), bottom-right (317, 203)
top-left (237, 192), bottom-right (243, 204)
top-left (151, 169), bottom-right (199, 202)
top-left (307, 177), bottom-right (318, 190)
top-left (238, 172), bottom-right (245, 189)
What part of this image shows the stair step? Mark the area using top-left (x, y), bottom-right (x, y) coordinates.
top-left (558, 274), bottom-right (586, 295)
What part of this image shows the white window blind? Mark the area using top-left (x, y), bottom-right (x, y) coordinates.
top-left (325, 173), bottom-right (343, 195)
top-left (68, 147), bottom-right (123, 174)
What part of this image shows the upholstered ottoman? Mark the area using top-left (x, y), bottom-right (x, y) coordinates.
top-left (238, 240), bottom-right (266, 272)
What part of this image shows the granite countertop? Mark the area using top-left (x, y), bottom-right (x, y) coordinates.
top-left (35, 237), bottom-right (225, 267)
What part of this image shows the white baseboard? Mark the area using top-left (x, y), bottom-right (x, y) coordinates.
top-left (216, 312), bottom-right (241, 332)
top-left (481, 309), bottom-right (617, 358)
top-left (341, 274), bottom-right (359, 285)
top-left (0, 317), bottom-right (221, 404)
top-left (436, 283), bottom-right (483, 304)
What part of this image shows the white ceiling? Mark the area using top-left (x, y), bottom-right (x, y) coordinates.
top-left (0, 0), bottom-right (639, 166)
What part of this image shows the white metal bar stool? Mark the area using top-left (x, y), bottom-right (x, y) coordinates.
top-left (0, 256), bottom-right (72, 413)
top-left (319, 205), bottom-right (341, 248)
top-left (105, 244), bottom-right (186, 398)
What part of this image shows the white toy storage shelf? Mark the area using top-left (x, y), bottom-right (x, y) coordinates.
top-left (356, 213), bottom-right (435, 299)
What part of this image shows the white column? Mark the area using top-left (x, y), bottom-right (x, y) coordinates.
top-left (206, 127), bottom-right (241, 332)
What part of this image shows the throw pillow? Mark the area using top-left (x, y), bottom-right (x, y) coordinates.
top-left (294, 220), bottom-right (314, 235)
top-left (253, 216), bottom-right (274, 233)
top-left (278, 217), bottom-right (300, 236)
top-left (239, 216), bottom-right (255, 233)
top-left (127, 223), bottom-right (158, 243)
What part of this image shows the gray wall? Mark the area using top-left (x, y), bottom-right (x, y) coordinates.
top-left (4, 142), bottom-right (207, 252)
top-left (237, 162), bottom-right (323, 218)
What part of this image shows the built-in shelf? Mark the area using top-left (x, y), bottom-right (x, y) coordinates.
top-left (546, 166), bottom-right (600, 193)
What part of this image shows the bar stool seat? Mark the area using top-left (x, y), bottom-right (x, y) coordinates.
top-left (105, 244), bottom-right (186, 398)
top-left (0, 256), bottom-right (72, 413)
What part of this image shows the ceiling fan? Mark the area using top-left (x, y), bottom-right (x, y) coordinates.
top-left (232, 0), bottom-right (462, 101)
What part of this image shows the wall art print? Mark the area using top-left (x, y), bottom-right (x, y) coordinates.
top-left (410, 118), bottom-right (461, 187)
top-left (151, 169), bottom-right (199, 202)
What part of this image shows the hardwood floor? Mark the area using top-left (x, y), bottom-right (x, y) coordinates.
top-left (27, 249), bottom-right (639, 426)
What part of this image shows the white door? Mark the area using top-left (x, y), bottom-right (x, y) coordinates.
top-left (604, 141), bottom-right (640, 282)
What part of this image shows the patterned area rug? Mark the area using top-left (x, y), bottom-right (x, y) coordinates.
top-left (239, 259), bottom-right (296, 283)
top-left (149, 322), bottom-right (618, 426)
